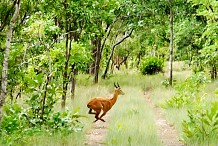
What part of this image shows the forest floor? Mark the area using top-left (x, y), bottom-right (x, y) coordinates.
top-left (84, 91), bottom-right (184, 146)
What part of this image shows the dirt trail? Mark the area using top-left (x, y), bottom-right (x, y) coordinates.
top-left (84, 114), bottom-right (109, 146)
top-left (144, 91), bottom-right (184, 146)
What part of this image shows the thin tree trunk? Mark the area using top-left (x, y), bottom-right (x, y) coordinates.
top-left (102, 29), bottom-right (133, 79)
top-left (136, 52), bottom-right (142, 68)
top-left (41, 74), bottom-right (52, 121)
top-left (92, 20), bottom-right (103, 84)
top-left (62, 33), bottom-right (69, 109)
top-left (89, 41), bottom-right (97, 75)
top-left (61, 1), bottom-right (72, 109)
top-left (94, 37), bottom-right (102, 84)
top-left (211, 64), bottom-right (217, 80)
top-left (70, 64), bottom-right (77, 100)
top-left (0, 0), bottom-right (21, 122)
top-left (169, 0), bottom-right (174, 86)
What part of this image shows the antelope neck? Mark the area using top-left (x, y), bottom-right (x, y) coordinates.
top-left (110, 92), bottom-right (119, 106)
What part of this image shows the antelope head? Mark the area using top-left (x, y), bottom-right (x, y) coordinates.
top-left (114, 82), bottom-right (125, 95)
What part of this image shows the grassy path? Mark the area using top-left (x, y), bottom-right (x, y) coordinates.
top-left (144, 91), bottom-right (184, 146)
top-left (85, 114), bottom-right (110, 146)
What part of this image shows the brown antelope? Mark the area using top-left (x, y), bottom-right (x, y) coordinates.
top-left (87, 83), bottom-right (125, 122)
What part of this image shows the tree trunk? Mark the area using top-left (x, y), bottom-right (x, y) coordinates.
top-left (102, 45), bottom-right (115, 79)
top-left (211, 64), bottom-right (217, 80)
top-left (169, 0), bottom-right (174, 86)
top-left (117, 55), bottom-right (129, 70)
top-left (94, 37), bottom-right (102, 84)
top-left (61, 25), bottom-right (69, 109)
top-left (0, 0), bottom-right (21, 122)
top-left (41, 74), bottom-right (51, 121)
top-left (61, 1), bottom-right (75, 109)
top-left (89, 41), bottom-right (97, 75)
top-left (70, 64), bottom-right (77, 100)
top-left (89, 22), bottom-right (112, 79)
top-left (110, 56), bottom-right (115, 74)
top-left (92, 21), bottom-right (103, 83)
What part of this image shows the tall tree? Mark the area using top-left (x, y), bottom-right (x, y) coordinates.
top-left (169, 0), bottom-right (174, 85)
top-left (0, 0), bottom-right (21, 122)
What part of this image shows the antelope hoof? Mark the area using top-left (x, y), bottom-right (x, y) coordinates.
top-left (93, 118), bottom-right (106, 123)
top-left (100, 118), bottom-right (106, 122)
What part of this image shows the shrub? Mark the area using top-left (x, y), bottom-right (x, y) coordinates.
top-left (0, 103), bottom-right (84, 145)
top-left (182, 102), bottom-right (218, 145)
top-left (140, 57), bottom-right (163, 75)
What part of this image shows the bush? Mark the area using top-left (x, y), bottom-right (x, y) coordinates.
top-left (140, 57), bottom-right (164, 75)
top-left (0, 103), bottom-right (84, 145)
top-left (182, 102), bottom-right (218, 145)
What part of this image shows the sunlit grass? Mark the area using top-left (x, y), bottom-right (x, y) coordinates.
top-left (105, 87), bottom-right (162, 146)
top-left (26, 132), bottom-right (84, 146)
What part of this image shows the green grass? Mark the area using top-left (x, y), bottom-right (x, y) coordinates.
top-left (26, 132), bottom-right (85, 146)
top-left (105, 86), bottom-right (162, 146)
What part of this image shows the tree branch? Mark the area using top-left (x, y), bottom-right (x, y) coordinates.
top-left (112, 29), bottom-right (134, 49)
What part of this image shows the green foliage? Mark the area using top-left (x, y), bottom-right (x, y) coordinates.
top-left (164, 72), bottom-right (210, 108)
top-left (2, 0), bottom-right (218, 145)
top-left (52, 41), bottom-right (92, 73)
top-left (192, 44), bottom-right (218, 75)
top-left (0, 70), bottom-right (84, 145)
top-left (0, 102), bottom-right (83, 145)
top-left (182, 102), bottom-right (218, 145)
top-left (0, 103), bottom-right (34, 145)
top-left (48, 108), bottom-right (84, 133)
top-left (174, 18), bottom-right (204, 61)
top-left (69, 42), bottom-right (92, 72)
top-left (193, 45), bottom-right (218, 77)
top-left (162, 61), bottom-right (218, 145)
top-left (188, 0), bottom-right (218, 79)
top-left (140, 57), bottom-right (163, 75)
top-left (1, 103), bottom-right (26, 134)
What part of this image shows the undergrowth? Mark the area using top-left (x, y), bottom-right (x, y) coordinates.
top-left (162, 71), bottom-right (218, 146)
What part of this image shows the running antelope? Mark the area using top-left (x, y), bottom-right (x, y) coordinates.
top-left (87, 83), bottom-right (124, 122)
